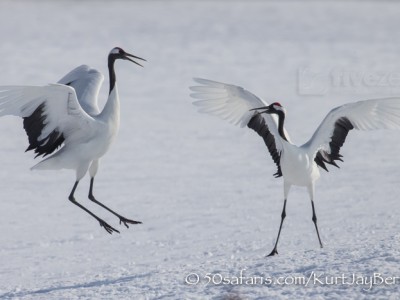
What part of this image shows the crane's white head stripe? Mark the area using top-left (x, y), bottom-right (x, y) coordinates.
top-left (272, 102), bottom-right (285, 112)
top-left (110, 47), bottom-right (122, 55)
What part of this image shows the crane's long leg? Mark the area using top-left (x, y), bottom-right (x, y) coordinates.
top-left (88, 177), bottom-right (142, 228)
top-left (68, 181), bottom-right (120, 234)
top-left (311, 201), bottom-right (323, 248)
top-left (307, 184), bottom-right (323, 248)
top-left (267, 182), bottom-right (291, 257)
top-left (267, 199), bottom-right (287, 257)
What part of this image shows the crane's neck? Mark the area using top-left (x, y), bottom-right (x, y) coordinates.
top-left (108, 57), bottom-right (117, 93)
top-left (98, 57), bottom-right (120, 126)
top-left (276, 111), bottom-right (288, 142)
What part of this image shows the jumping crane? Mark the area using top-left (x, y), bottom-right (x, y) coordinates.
top-left (0, 47), bottom-right (145, 234)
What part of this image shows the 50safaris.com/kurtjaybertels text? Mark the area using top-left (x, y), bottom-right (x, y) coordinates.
top-left (185, 270), bottom-right (400, 291)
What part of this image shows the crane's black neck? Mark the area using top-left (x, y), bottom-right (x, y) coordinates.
top-left (276, 111), bottom-right (288, 142)
top-left (108, 56), bottom-right (117, 94)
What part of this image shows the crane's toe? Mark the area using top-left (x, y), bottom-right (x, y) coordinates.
top-left (99, 220), bottom-right (120, 234)
top-left (267, 248), bottom-right (278, 257)
top-left (119, 217), bottom-right (142, 228)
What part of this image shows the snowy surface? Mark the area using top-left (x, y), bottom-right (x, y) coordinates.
top-left (1, 1), bottom-right (400, 299)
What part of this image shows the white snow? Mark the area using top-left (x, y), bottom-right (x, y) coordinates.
top-left (1, 1), bottom-right (400, 299)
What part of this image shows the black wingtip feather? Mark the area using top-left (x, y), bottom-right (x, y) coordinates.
top-left (248, 113), bottom-right (282, 178)
top-left (23, 103), bottom-right (65, 158)
top-left (314, 117), bottom-right (353, 172)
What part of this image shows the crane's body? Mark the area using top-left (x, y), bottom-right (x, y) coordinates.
top-left (31, 84), bottom-right (120, 177)
top-left (190, 78), bottom-right (400, 256)
top-left (280, 143), bottom-right (320, 186)
top-left (0, 47), bottom-right (146, 234)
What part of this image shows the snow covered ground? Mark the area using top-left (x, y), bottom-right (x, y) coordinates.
top-left (1, 0), bottom-right (400, 299)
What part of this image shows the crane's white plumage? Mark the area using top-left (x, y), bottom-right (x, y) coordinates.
top-left (0, 47), bottom-right (145, 234)
top-left (190, 77), bottom-right (400, 256)
top-left (0, 83), bottom-right (107, 176)
top-left (190, 77), bottom-right (291, 144)
top-left (57, 65), bottom-right (104, 115)
top-left (190, 78), bottom-right (264, 127)
top-left (0, 84), bottom-right (95, 141)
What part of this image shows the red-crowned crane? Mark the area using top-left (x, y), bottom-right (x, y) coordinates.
top-left (190, 78), bottom-right (400, 256)
top-left (0, 47), bottom-right (145, 234)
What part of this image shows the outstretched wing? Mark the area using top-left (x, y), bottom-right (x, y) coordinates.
top-left (304, 98), bottom-right (400, 171)
top-left (190, 78), bottom-right (286, 177)
top-left (58, 65), bottom-right (104, 116)
top-left (0, 84), bottom-right (96, 157)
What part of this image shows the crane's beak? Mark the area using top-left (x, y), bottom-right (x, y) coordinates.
top-left (250, 106), bottom-right (271, 114)
top-left (124, 52), bottom-right (147, 67)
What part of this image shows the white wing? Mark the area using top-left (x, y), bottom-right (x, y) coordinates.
top-left (304, 98), bottom-right (400, 168)
top-left (0, 84), bottom-right (96, 157)
top-left (189, 78), bottom-right (288, 177)
top-left (58, 65), bottom-right (104, 116)
top-left (190, 78), bottom-right (270, 127)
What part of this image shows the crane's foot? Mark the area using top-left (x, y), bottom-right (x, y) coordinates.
top-left (267, 248), bottom-right (278, 257)
top-left (119, 216), bottom-right (142, 228)
top-left (99, 219), bottom-right (120, 234)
